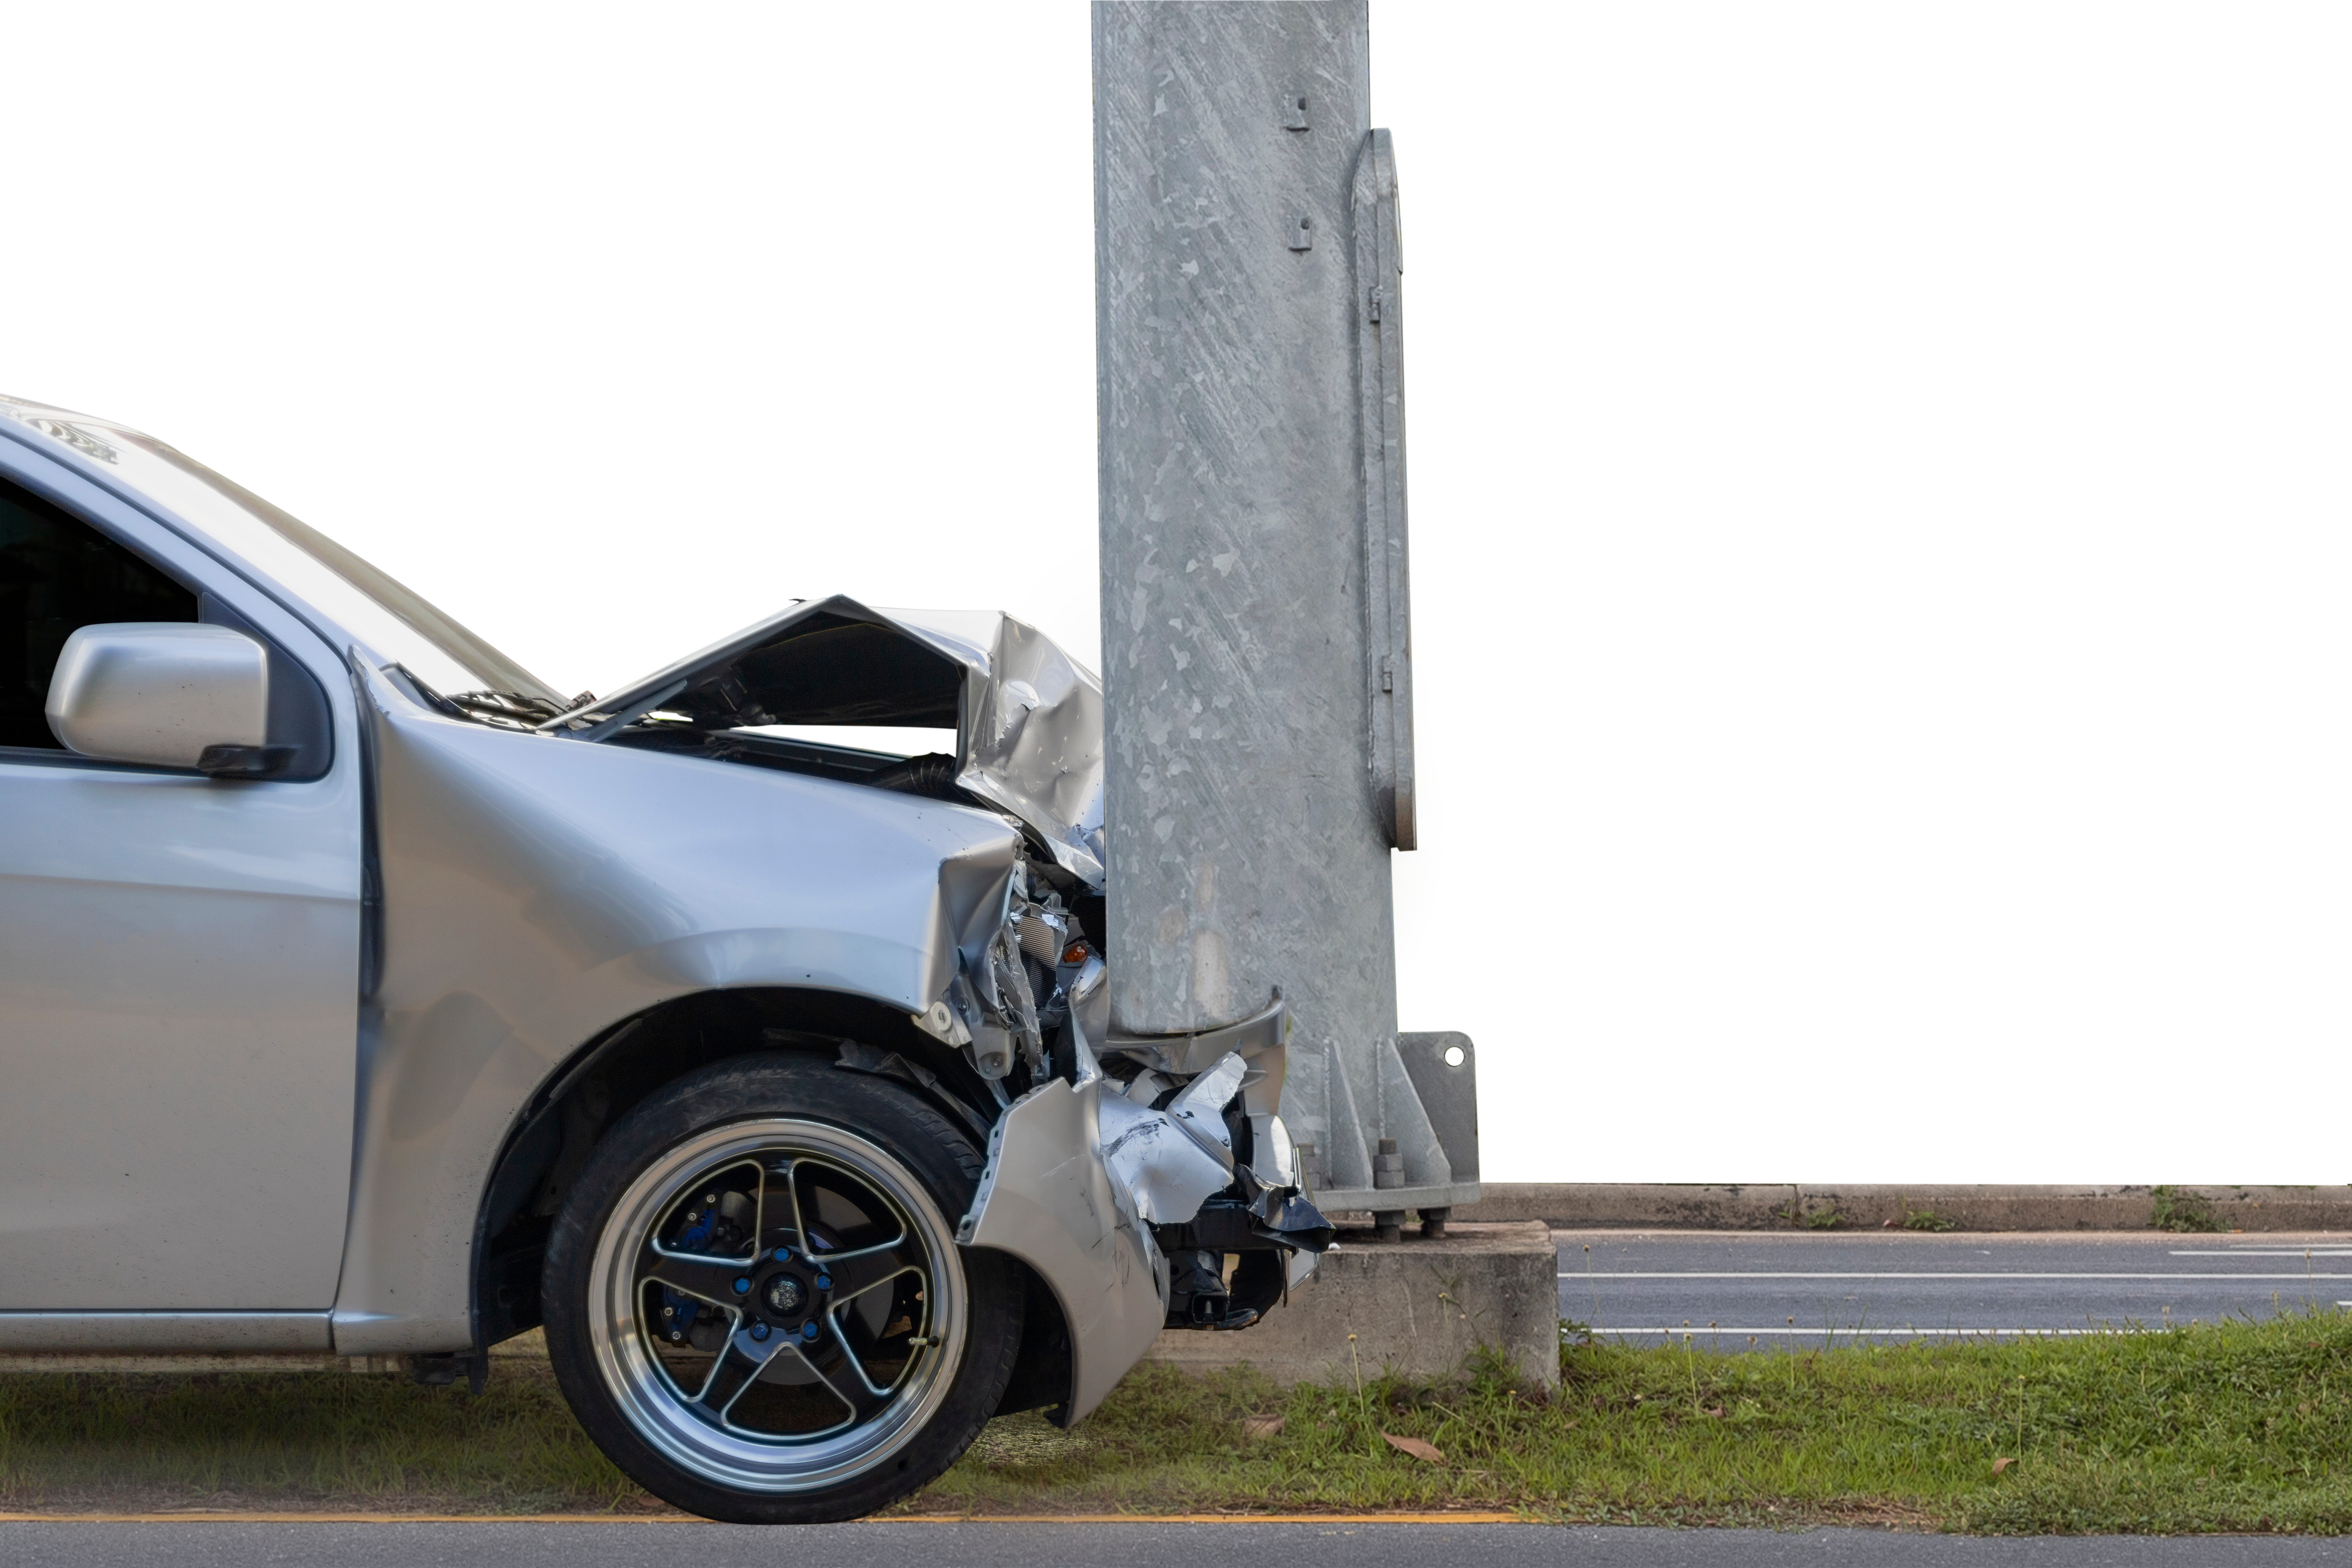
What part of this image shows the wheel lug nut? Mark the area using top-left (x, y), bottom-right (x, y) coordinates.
top-left (816, 1274), bottom-right (832, 1291)
top-left (750, 1322), bottom-right (770, 1341)
top-left (801, 1321), bottom-right (820, 1341)
top-left (732, 1277), bottom-right (750, 1294)
top-left (774, 1247), bottom-right (792, 1262)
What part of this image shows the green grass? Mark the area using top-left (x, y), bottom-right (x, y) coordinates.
top-left (907, 1308), bottom-right (2352, 1532)
top-left (1, 1314), bottom-right (2347, 1531)
top-left (0, 1344), bottom-right (637, 1515)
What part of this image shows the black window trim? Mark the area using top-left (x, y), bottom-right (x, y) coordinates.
top-left (0, 743), bottom-right (194, 777)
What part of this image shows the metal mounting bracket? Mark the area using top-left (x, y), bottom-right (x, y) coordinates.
top-left (1351, 128), bottom-right (1415, 850)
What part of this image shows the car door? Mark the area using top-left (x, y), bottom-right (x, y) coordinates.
top-left (0, 452), bottom-right (363, 1311)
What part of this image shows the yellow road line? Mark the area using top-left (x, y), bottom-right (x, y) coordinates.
top-left (0, 1511), bottom-right (1527, 1526)
top-left (0, 1516), bottom-right (693, 1525)
top-left (889, 1514), bottom-right (1526, 1524)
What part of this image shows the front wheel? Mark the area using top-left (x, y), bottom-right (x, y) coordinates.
top-left (542, 1054), bottom-right (1023, 1522)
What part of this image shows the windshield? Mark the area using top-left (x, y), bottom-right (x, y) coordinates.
top-left (1, 397), bottom-right (560, 703)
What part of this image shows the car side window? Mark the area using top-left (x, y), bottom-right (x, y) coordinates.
top-left (0, 475), bottom-right (197, 751)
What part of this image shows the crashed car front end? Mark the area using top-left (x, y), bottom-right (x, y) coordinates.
top-left (559, 595), bottom-right (1334, 1424)
top-left (0, 390), bottom-right (1328, 1522)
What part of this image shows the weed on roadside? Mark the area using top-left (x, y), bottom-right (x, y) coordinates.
top-left (2150, 1185), bottom-right (2228, 1233)
top-left (1900, 1205), bottom-right (1958, 1233)
top-left (1774, 1191), bottom-right (1847, 1230)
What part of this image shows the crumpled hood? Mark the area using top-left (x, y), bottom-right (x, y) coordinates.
top-left (571, 596), bottom-right (1106, 888)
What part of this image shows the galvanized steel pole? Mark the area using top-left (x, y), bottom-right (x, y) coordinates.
top-left (1093, 0), bottom-right (1476, 1227)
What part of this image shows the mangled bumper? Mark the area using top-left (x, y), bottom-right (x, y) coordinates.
top-left (956, 983), bottom-right (1329, 1424)
top-left (955, 1071), bottom-right (1166, 1423)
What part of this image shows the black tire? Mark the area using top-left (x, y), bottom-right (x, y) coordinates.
top-left (542, 1052), bottom-right (1022, 1523)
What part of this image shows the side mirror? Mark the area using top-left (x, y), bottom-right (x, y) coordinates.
top-left (45, 623), bottom-right (285, 776)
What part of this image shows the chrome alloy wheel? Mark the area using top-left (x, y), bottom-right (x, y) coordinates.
top-left (584, 1118), bottom-right (966, 1494)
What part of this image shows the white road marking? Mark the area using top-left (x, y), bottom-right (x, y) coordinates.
top-left (1562, 1271), bottom-right (2352, 1280)
top-left (2170, 1248), bottom-right (2352, 1256)
top-left (1591, 1326), bottom-right (2137, 1338)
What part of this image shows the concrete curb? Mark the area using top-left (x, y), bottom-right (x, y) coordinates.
top-left (1438, 1184), bottom-right (2352, 1233)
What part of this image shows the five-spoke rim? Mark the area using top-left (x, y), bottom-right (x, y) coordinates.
top-left (587, 1118), bottom-right (967, 1493)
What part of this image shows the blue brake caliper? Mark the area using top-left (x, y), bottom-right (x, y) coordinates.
top-left (662, 1206), bottom-right (722, 1338)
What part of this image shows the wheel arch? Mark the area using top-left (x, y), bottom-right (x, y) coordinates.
top-left (470, 985), bottom-right (1005, 1352)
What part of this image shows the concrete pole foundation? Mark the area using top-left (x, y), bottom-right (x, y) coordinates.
top-left (1142, 1222), bottom-right (1558, 1388)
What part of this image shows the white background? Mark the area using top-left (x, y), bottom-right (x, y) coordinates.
top-left (8, 4), bottom-right (2346, 1182)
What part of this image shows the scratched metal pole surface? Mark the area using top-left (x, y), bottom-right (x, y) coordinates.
top-left (1093, 0), bottom-right (1475, 1219)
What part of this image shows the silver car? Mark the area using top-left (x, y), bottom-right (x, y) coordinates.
top-left (0, 394), bottom-right (1329, 1521)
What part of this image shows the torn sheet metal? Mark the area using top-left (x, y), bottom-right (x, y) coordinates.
top-left (1095, 1084), bottom-right (1232, 1227)
top-left (948, 614), bottom-right (1106, 888)
top-left (906, 861), bottom-right (1063, 1084)
top-left (956, 1035), bottom-right (1165, 1425)
top-left (554, 596), bottom-right (1105, 888)
top-left (962, 983), bottom-right (1332, 1412)
top-left (1107, 991), bottom-right (1294, 1188)
top-left (1162, 1050), bottom-right (1247, 1161)
top-left (1089, 1045), bottom-right (1254, 1237)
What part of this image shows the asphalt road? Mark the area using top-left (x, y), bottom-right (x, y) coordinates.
top-left (1558, 1230), bottom-right (2352, 1348)
top-left (3, 1523), bottom-right (2350, 1568)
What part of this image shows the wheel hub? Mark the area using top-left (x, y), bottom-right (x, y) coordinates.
top-left (761, 1269), bottom-right (809, 1319)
